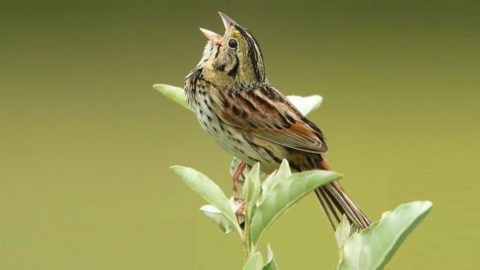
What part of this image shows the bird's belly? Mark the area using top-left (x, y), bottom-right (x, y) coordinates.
top-left (195, 108), bottom-right (280, 173)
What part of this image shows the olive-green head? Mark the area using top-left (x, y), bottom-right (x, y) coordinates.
top-left (197, 12), bottom-right (265, 88)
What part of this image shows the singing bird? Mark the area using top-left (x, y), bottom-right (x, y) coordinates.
top-left (184, 12), bottom-right (370, 230)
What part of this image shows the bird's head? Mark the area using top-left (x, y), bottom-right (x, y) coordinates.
top-left (197, 12), bottom-right (265, 88)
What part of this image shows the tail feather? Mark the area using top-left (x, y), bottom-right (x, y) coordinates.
top-left (314, 189), bottom-right (339, 230)
top-left (315, 160), bottom-right (371, 230)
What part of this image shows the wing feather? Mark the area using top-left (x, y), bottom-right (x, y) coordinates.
top-left (216, 85), bottom-right (328, 154)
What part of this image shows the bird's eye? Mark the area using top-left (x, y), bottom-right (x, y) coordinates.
top-left (228, 38), bottom-right (238, 49)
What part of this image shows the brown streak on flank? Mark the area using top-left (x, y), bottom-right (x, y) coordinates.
top-left (206, 103), bottom-right (214, 113)
top-left (264, 85), bottom-right (285, 102)
top-left (251, 90), bottom-right (290, 128)
top-left (232, 106), bottom-right (241, 116)
top-left (237, 93), bottom-right (259, 112)
top-left (250, 91), bottom-right (276, 110)
top-left (215, 114), bottom-right (225, 125)
top-left (208, 95), bottom-right (216, 107)
top-left (221, 111), bottom-right (234, 123)
top-left (274, 109), bottom-right (291, 128)
top-left (218, 90), bottom-right (230, 108)
top-left (241, 110), bottom-right (249, 118)
top-left (260, 87), bottom-right (275, 100)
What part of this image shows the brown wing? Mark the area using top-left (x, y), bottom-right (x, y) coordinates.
top-left (215, 84), bottom-right (328, 154)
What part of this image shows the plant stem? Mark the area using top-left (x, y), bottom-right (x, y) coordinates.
top-left (242, 237), bottom-right (249, 261)
top-left (242, 201), bottom-right (251, 261)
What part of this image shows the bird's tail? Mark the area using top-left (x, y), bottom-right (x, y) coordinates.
top-left (315, 160), bottom-right (370, 230)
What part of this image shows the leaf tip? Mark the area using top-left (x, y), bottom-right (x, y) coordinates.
top-left (169, 165), bottom-right (187, 174)
top-left (320, 170), bottom-right (343, 181)
top-left (152, 83), bottom-right (165, 91)
top-left (417, 200), bottom-right (434, 211)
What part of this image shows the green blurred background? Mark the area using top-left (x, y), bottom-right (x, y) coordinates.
top-left (1, 0), bottom-right (479, 269)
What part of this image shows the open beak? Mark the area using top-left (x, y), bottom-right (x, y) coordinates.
top-left (218, 11), bottom-right (238, 29)
top-left (199, 28), bottom-right (223, 45)
top-left (199, 12), bottom-right (238, 45)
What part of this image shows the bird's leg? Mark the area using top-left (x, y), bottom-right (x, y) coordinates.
top-left (232, 161), bottom-right (247, 193)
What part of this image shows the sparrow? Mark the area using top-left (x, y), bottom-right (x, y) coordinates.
top-left (184, 12), bottom-right (370, 230)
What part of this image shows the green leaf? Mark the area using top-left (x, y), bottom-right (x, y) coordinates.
top-left (258, 159), bottom-right (291, 205)
top-left (170, 166), bottom-right (242, 235)
top-left (335, 215), bottom-right (351, 264)
top-left (200, 204), bottom-right (234, 234)
top-left (335, 215), bottom-right (351, 249)
top-left (243, 163), bottom-right (261, 214)
top-left (286, 95), bottom-right (323, 116)
top-left (153, 84), bottom-right (191, 111)
top-left (338, 201), bottom-right (433, 270)
top-left (243, 252), bottom-right (264, 270)
top-left (263, 245), bottom-right (279, 270)
top-left (250, 170), bottom-right (342, 245)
